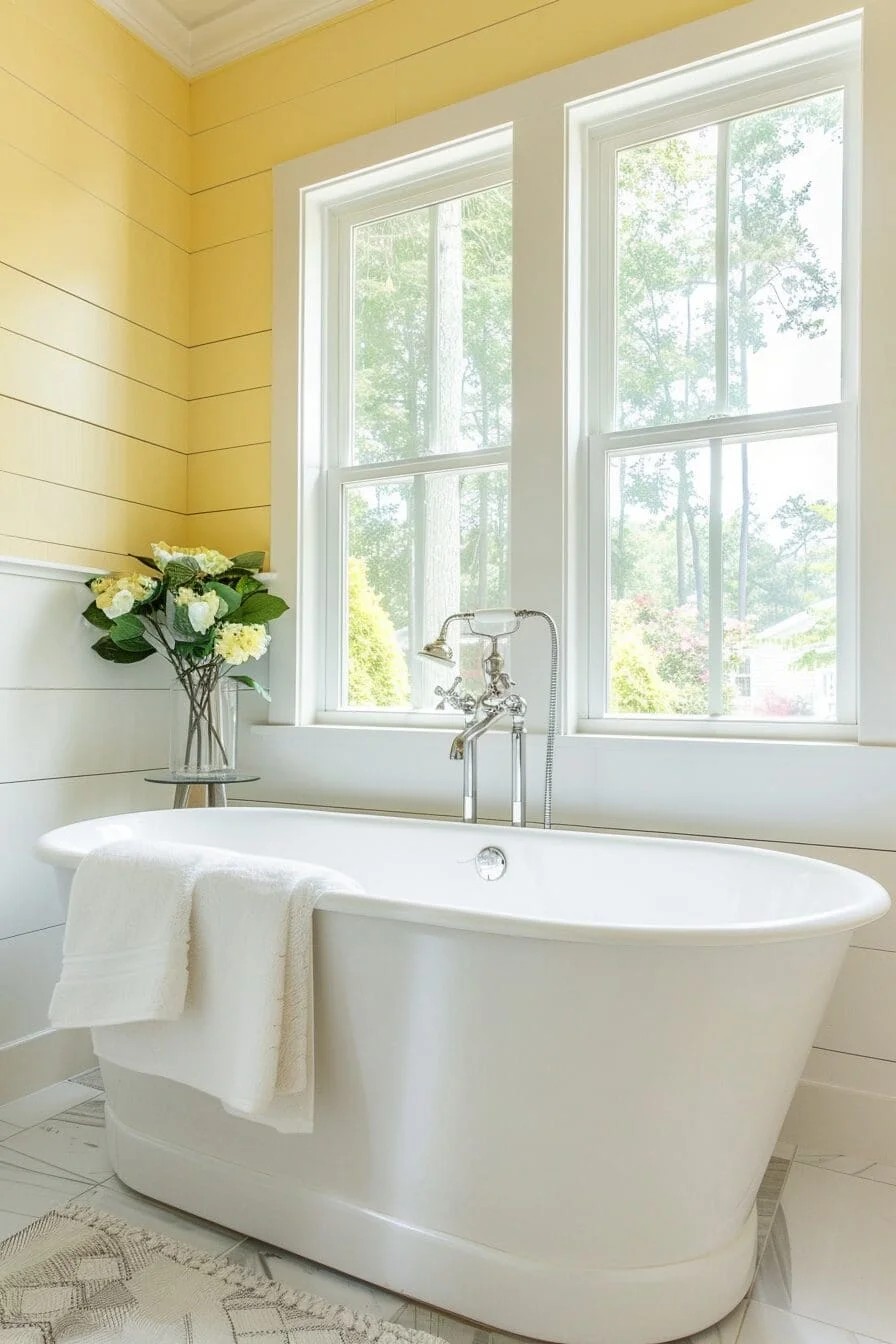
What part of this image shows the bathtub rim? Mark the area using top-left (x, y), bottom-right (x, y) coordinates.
top-left (34, 805), bottom-right (890, 948)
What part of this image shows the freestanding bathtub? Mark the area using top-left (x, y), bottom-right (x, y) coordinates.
top-left (37, 807), bottom-right (888, 1344)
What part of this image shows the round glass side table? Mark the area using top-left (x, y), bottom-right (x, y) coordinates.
top-left (144, 771), bottom-right (261, 809)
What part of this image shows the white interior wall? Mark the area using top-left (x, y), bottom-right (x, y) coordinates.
top-left (0, 558), bottom-right (167, 1102)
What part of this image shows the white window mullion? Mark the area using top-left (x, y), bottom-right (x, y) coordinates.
top-left (708, 438), bottom-right (724, 717)
top-left (715, 120), bottom-right (731, 416)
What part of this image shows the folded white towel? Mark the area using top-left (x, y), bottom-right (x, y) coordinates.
top-left (49, 839), bottom-right (217, 1029)
top-left (94, 854), bottom-right (361, 1133)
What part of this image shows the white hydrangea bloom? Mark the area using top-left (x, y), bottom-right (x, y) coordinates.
top-left (174, 586), bottom-right (225, 634)
top-left (214, 623), bottom-right (271, 665)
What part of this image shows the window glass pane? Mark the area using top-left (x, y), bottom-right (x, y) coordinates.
top-left (461, 184), bottom-right (512, 451)
top-left (352, 184), bottom-right (512, 466)
top-left (353, 207), bottom-right (430, 465)
top-left (721, 433), bottom-right (838, 720)
top-left (607, 448), bottom-right (710, 715)
top-left (345, 466), bottom-right (509, 710)
top-left (728, 92), bottom-right (844, 415)
top-left (615, 128), bottom-right (718, 429)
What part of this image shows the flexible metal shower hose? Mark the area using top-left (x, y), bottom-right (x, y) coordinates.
top-left (518, 609), bottom-right (559, 829)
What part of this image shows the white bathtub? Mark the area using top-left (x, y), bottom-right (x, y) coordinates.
top-left (37, 807), bottom-right (888, 1344)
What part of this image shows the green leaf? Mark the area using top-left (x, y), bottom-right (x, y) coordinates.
top-left (235, 574), bottom-right (264, 597)
top-left (128, 554), bottom-right (161, 573)
top-left (229, 551), bottom-right (265, 571)
top-left (83, 601), bottom-right (113, 631)
top-left (227, 593), bottom-right (288, 625)
top-left (171, 602), bottom-right (203, 641)
top-left (164, 559), bottom-right (200, 589)
top-left (108, 614), bottom-right (146, 647)
top-left (229, 675), bottom-right (271, 701)
top-left (206, 581), bottom-right (241, 614)
top-left (91, 636), bottom-right (155, 664)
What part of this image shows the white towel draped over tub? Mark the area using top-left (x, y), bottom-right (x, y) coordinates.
top-left (49, 839), bottom-right (218, 1028)
top-left (51, 841), bottom-right (362, 1134)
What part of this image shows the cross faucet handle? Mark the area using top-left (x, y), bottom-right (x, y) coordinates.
top-left (435, 677), bottom-right (477, 714)
top-left (435, 676), bottom-right (464, 710)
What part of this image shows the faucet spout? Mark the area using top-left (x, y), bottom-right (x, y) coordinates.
top-left (449, 705), bottom-right (508, 761)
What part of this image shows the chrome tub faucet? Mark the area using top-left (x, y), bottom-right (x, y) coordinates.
top-left (418, 609), bottom-right (558, 829)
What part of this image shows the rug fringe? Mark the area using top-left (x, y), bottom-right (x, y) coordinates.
top-left (61, 1202), bottom-right (440, 1344)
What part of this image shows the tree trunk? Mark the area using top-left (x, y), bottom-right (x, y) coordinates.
top-left (675, 452), bottom-right (688, 607)
top-left (615, 457), bottom-right (627, 599)
top-left (423, 199), bottom-right (463, 699)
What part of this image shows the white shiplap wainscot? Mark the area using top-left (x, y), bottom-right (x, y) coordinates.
top-left (0, 556), bottom-right (168, 1102)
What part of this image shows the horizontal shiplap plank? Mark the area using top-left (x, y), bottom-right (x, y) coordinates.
top-left (192, 68), bottom-right (397, 192)
top-left (0, 772), bottom-right (166, 941)
top-left (0, 330), bottom-right (187, 452)
top-left (189, 388), bottom-right (270, 454)
top-left (0, 537), bottom-right (137, 573)
top-left (0, 398), bottom-right (185, 515)
top-left (0, 143), bottom-right (189, 343)
top-left (192, 173), bottom-right (272, 253)
top-left (1, 0), bottom-right (190, 181)
top-left (190, 234), bottom-right (272, 344)
top-left (0, 571), bottom-right (171, 690)
top-left (0, 68), bottom-right (189, 250)
top-left (7, 0), bottom-right (189, 131)
top-left (0, 473), bottom-right (185, 558)
top-left (0, 925), bottom-right (65, 1042)
top-left (0, 265), bottom-right (188, 400)
top-left (816, 947), bottom-right (896, 1063)
top-left (0, 688), bottom-right (168, 783)
top-left (188, 443), bottom-right (270, 514)
top-left (189, 0), bottom-right (554, 134)
top-left (190, 333), bottom-right (271, 401)
top-left (187, 507), bottom-right (270, 560)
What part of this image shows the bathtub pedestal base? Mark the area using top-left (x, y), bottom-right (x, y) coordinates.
top-left (106, 1103), bottom-right (756, 1344)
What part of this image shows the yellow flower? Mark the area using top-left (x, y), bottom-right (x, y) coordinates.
top-left (91, 573), bottom-right (157, 618)
top-left (151, 541), bottom-right (231, 577)
top-left (214, 623), bottom-right (271, 666)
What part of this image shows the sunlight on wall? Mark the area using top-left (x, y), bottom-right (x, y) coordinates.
top-left (0, 0), bottom-right (750, 567)
top-left (0, 0), bottom-right (189, 569)
top-left (184, 0), bottom-right (750, 562)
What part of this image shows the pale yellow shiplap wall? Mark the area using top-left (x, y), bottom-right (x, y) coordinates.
top-left (0, 0), bottom-right (190, 570)
top-left (186, 0), bottom-right (749, 561)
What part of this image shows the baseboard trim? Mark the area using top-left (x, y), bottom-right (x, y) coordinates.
top-left (0, 1028), bottom-right (95, 1104)
top-left (781, 1076), bottom-right (896, 1165)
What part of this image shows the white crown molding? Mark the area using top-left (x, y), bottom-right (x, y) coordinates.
top-left (93, 0), bottom-right (192, 75)
top-left (94, 0), bottom-right (369, 78)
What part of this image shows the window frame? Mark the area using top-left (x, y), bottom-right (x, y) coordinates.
top-left (321, 157), bottom-right (513, 717)
top-left (267, 0), bottom-right (896, 840)
top-left (578, 53), bottom-right (861, 738)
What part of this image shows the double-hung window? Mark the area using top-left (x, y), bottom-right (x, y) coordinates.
top-left (321, 151), bottom-right (513, 715)
top-left (584, 55), bottom-right (858, 732)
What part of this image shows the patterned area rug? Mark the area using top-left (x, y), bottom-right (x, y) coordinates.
top-left (0, 1203), bottom-right (444, 1343)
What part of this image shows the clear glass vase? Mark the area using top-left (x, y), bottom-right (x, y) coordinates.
top-left (169, 675), bottom-right (238, 779)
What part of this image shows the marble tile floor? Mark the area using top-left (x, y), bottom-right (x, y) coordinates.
top-left (0, 1074), bottom-right (892, 1344)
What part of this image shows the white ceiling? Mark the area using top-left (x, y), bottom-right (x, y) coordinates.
top-left (156, 0), bottom-right (248, 30)
top-left (96, 0), bottom-right (370, 76)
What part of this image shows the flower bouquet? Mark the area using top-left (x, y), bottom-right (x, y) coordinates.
top-left (84, 542), bottom-right (288, 778)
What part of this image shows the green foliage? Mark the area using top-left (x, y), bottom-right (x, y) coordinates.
top-left (227, 593), bottom-right (289, 625)
top-left (206, 581), bottom-right (242, 614)
top-left (346, 558), bottom-right (410, 708)
top-left (91, 636), bottom-right (154, 664)
top-left (609, 608), bottom-right (673, 715)
top-left (83, 545), bottom-right (288, 695)
top-left (229, 675), bottom-right (272, 701)
top-left (82, 602), bottom-right (113, 631)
